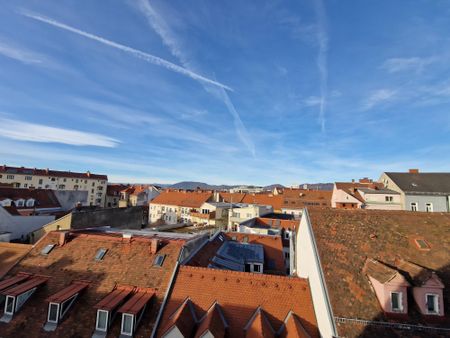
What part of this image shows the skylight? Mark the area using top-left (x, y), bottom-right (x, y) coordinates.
top-left (414, 239), bottom-right (430, 250)
top-left (41, 244), bottom-right (56, 255)
top-left (153, 254), bottom-right (166, 267)
top-left (95, 248), bottom-right (108, 261)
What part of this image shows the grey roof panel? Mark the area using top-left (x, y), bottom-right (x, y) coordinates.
top-left (385, 172), bottom-right (450, 194)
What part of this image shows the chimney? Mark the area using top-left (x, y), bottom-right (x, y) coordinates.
top-left (359, 177), bottom-right (372, 184)
top-left (150, 238), bottom-right (160, 254)
top-left (409, 169), bottom-right (419, 174)
top-left (59, 231), bottom-right (70, 246)
top-left (351, 179), bottom-right (355, 183)
top-left (122, 233), bottom-right (132, 243)
top-left (87, 171), bottom-right (91, 177)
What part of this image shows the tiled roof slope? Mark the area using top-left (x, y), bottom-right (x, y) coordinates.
top-left (335, 182), bottom-right (385, 203)
top-left (307, 209), bottom-right (450, 337)
top-left (187, 232), bottom-right (286, 275)
top-left (0, 242), bottom-right (32, 278)
top-left (0, 231), bottom-right (185, 337)
top-left (151, 190), bottom-right (212, 208)
top-left (0, 165), bottom-right (107, 180)
top-left (385, 172), bottom-right (450, 194)
top-left (0, 187), bottom-right (61, 209)
top-left (157, 265), bottom-right (319, 338)
top-left (106, 184), bottom-right (128, 196)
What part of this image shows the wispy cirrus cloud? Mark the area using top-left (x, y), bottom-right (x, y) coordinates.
top-left (20, 10), bottom-right (232, 91)
top-left (362, 89), bottom-right (397, 111)
top-left (0, 117), bottom-right (119, 147)
top-left (133, 0), bottom-right (256, 156)
top-left (381, 56), bottom-right (435, 73)
top-left (0, 39), bottom-right (43, 64)
top-left (312, 0), bottom-right (328, 133)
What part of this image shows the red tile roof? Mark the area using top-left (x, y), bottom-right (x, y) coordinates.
top-left (118, 288), bottom-right (155, 315)
top-left (157, 266), bottom-right (319, 338)
top-left (151, 190), bottom-right (213, 208)
top-left (334, 182), bottom-right (384, 203)
top-left (2, 275), bottom-right (49, 296)
top-left (94, 286), bottom-right (133, 311)
top-left (0, 187), bottom-right (61, 210)
top-left (194, 302), bottom-right (228, 338)
top-left (279, 311), bottom-right (310, 338)
top-left (0, 230), bottom-right (186, 336)
top-left (0, 242), bottom-right (32, 278)
top-left (106, 184), bottom-right (129, 196)
top-left (0, 165), bottom-right (107, 180)
top-left (46, 280), bottom-right (90, 303)
top-left (307, 208), bottom-right (450, 337)
top-left (245, 307), bottom-right (276, 338)
top-left (162, 298), bottom-right (197, 337)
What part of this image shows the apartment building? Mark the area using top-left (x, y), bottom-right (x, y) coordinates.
top-left (332, 178), bottom-right (402, 210)
top-left (118, 184), bottom-right (160, 208)
top-left (380, 169), bottom-right (450, 212)
top-left (0, 165), bottom-right (107, 206)
top-left (227, 203), bottom-right (273, 231)
top-left (149, 190), bottom-right (213, 224)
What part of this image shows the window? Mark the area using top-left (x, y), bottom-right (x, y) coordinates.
top-left (7, 175), bottom-right (14, 179)
top-left (391, 292), bottom-right (402, 311)
top-left (39, 179), bottom-right (43, 184)
top-left (414, 238), bottom-right (430, 250)
top-left (25, 176), bottom-right (32, 181)
top-left (24, 183), bottom-right (28, 188)
top-left (253, 264), bottom-right (261, 272)
top-left (51, 177), bottom-right (56, 181)
top-left (385, 196), bottom-right (393, 202)
top-left (48, 303), bottom-right (59, 323)
top-left (121, 313), bottom-right (134, 335)
top-left (63, 178), bottom-right (66, 182)
top-left (15, 183), bottom-right (20, 188)
top-left (426, 203), bottom-right (433, 212)
top-left (26, 199), bottom-right (34, 207)
top-left (201, 209), bottom-right (209, 214)
top-left (60, 294), bottom-right (77, 318)
top-left (59, 185), bottom-right (65, 189)
top-left (426, 294), bottom-right (439, 314)
top-left (41, 244), bottom-right (56, 255)
top-left (5, 296), bottom-right (15, 314)
top-left (96, 310), bottom-right (108, 331)
top-left (16, 199), bottom-right (24, 207)
top-left (284, 252), bottom-right (290, 259)
top-left (95, 248), bottom-right (108, 261)
top-left (153, 254), bottom-right (166, 267)
top-left (284, 232), bottom-right (290, 240)
top-left (92, 182), bottom-right (95, 187)
top-left (410, 202), bottom-right (418, 211)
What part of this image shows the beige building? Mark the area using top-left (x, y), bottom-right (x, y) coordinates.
top-left (0, 165), bottom-right (107, 206)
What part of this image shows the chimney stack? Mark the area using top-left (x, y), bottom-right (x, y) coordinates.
top-left (150, 238), bottom-right (160, 254)
top-left (122, 233), bottom-right (132, 243)
top-left (59, 231), bottom-right (70, 246)
top-left (409, 169), bottom-right (419, 174)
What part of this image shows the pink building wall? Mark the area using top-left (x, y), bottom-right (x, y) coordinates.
top-left (412, 275), bottom-right (445, 316)
top-left (368, 275), bottom-right (409, 314)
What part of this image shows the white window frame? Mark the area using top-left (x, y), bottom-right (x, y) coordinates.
top-left (121, 313), bottom-right (134, 336)
top-left (284, 232), bottom-right (290, 240)
top-left (96, 309), bottom-right (109, 332)
top-left (425, 293), bottom-right (439, 314)
top-left (425, 203), bottom-right (433, 212)
top-left (390, 291), bottom-right (403, 312)
top-left (47, 302), bottom-right (60, 323)
top-left (60, 294), bottom-right (78, 319)
top-left (250, 263), bottom-right (263, 273)
top-left (5, 295), bottom-right (15, 315)
top-left (410, 202), bottom-right (418, 212)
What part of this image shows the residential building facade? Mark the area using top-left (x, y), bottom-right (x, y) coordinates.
top-left (0, 166), bottom-right (107, 206)
top-left (380, 169), bottom-right (450, 212)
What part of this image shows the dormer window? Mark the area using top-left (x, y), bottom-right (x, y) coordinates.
top-left (44, 281), bottom-right (89, 331)
top-left (16, 199), bottom-right (25, 207)
top-left (26, 199), bottom-right (34, 207)
top-left (153, 254), bottom-right (166, 267)
top-left (118, 290), bottom-right (154, 336)
top-left (95, 248), bottom-right (107, 261)
top-left (391, 292), bottom-right (403, 312)
top-left (426, 294), bottom-right (439, 314)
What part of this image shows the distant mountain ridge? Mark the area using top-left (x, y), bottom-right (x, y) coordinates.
top-left (153, 181), bottom-right (333, 191)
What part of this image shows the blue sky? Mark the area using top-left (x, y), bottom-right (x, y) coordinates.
top-left (0, 0), bottom-right (449, 185)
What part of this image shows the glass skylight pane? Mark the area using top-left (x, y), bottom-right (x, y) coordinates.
top-left (41, 244), bottom-right (56, 255)
top-left (95, 248), bottom-right (107, 261)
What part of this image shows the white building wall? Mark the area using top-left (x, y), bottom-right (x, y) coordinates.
top-left (0, 206), bottom-right (55, 240)
top-left (296, 209), bottom-right (337, 338)
top-left (331, 185), bottom-right (362, 208)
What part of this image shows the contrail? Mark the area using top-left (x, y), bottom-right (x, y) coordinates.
top-left (313, 0), bottom-right (328, 133)
top-left (135, 0), bottom-right (256, 156)
top-left (20, 10), bottom-right (233, 91)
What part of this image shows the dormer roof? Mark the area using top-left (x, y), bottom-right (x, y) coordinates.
top-left (363, 259), bottom-right (406, 284)
top-left (194, 302), bottom-right (228, 338)
top-left (244, 307), bottom-right (275, 338)
top-left (396, 260), bottom-right (445, 288)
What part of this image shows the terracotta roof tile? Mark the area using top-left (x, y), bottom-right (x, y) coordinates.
top-left (279, 311), bottom-right (311, 338)
top-left (0, 242), bottom-right (32, 278)
top-left (307, 208), bottom-right (450, 336)
top-left (151, 191), bottom-right (212, 208)
top-left (161, 298), bottom-right (197, 337)
top-left (245, 307), bottom-right (276, 338)
top-left (0, 230), bottom-right (185, 337)
top-left (157, 266), bottom-right (319, 338)
top-left (194, 302), bottom-right (228, 338)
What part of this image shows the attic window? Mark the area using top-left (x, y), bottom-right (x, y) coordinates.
top-left (242, 236), bottom-right (249, 243)
top-left (414, 238), bottom-right (430, 250)
top-left (153, 254), bottom-right (166, 267)
top-left (218, 234), bottom-right (224, 242)
top-left (95, 248), bottom-right (108, 261)
top-left (41, 244), bottom-right (56, 255)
